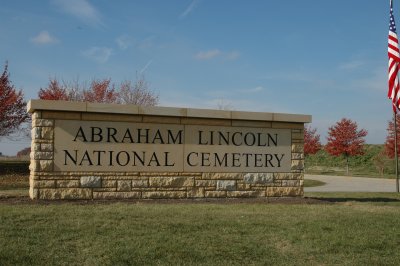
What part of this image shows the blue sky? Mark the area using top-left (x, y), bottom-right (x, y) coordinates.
top-left (0, 0), bottom-right (394, 155)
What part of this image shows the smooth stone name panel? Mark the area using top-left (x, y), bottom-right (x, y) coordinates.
top-left (54, 120), bottom-right (291, 173)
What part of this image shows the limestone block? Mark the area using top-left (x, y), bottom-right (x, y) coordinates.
top-left (57, 180), bottom-right (80, 188)
top-left (33, 143), bottom-right (41, 151)
top-left (34, 180), bottom-right (56, 188)
top-left (93, 188), bottom-right (117, 192)
top-left (30, 160), bottom-right (40, 172)
top-left (41, 127), bottom-right (53, 140)
top-left (32, 111), bottom-right (41, 120)
top-left (102, 180), bottom-right (117, 188)
top-left (281, 180), bottom-right (301, 187)
top-left (291, 153), bottom-right (304, 160)
top-left (32, 127), bottom-right (41, 140)
top-left (205, 191), bottom-right (226, 198)
top-left (266, 187), bottom-right (302, 197)
top-left (142, 191), bottom-right (187, 199)
top-left (243, 173), bottom-right (274, 184)
top-left (227, 191), bottom-right (264, 198)
top-left (81, 176), bottom-right (101, 188)
top-left (39, 188), bottom-right (92, 200)
top-left (273, 173), bottom-right (291, 180)
top-left (291, 160), bottom-right (304, 171)
top-left (132, 180), bottom-right (148, 188)
top-left (33, 119), bottom-right (54, 127)
top-left (216, 180), bottom-right (236, 191)
top-left (29, 187), bottom-right (39, 199)
top-left (187, 187), bottom-right (205, 198)
top-left (149, 176), bottom-right (194, 187)
top-left (202, 173), bottom-right (243, 180)
top-left (93, 192), bottom-right (141, 199)
top-left (117, 180), bottom-right (132, 191)
top-left (40, 160), bottom-right (53, 172)
top-left (237, 183), bottom-right (251, 190)
top-left (40, 143), bottom-right (53, 152)
top-left (34, 152), bottom-right (53, 160)
top-left (195, 180), bottom-right (217, 187)
top-left (274, 173), bottom-right (303, 180)
top-left (291, 144), bottom-right (304, 153)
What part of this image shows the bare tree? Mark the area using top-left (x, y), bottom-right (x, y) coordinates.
top-left (118, 74), bottom-right (159, 106)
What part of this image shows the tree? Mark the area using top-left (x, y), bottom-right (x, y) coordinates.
top-left (118, 74), bottom-right (159, 106)
top-left (304, 125), bottom-right (322, 156)
top-left (38, 79), bottom-right (68, 100)
top-left (83, 78), bottom-right (118, 103)
top-left (0, 62), bottom-right (30, 136)
top-left (384, 114), bottom-right (400, 158)
top-left (38, 75), bottom-right (159, 106)
top-left (373, 150), bottom-right (388, 177)
top-left (17, 147), bottom-right (31, 158)
top-left (325, 118), bottom-right (367, 175)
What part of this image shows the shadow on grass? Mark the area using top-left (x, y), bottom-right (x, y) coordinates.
top-left (307, 197), bottom-right (400, 203)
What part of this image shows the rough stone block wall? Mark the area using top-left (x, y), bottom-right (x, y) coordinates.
top-left (29, 106), bottom-right (306, 200)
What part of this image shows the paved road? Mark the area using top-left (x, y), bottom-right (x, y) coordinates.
top-left (304, 174), bottom-right (399, 192)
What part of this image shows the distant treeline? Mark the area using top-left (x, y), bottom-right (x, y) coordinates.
top-left (0, 160), bottom-right (30, 175)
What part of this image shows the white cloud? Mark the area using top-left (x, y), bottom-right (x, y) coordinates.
top-left (82, 47), bottom-right (112, 63)
top-left (239, 86), bottom-right (264, 93)
top-left (140, 60), bottom-right (153, 74)
top-left (194, 49), bottom-right (240, 61)
top-left (195, 49), bottom-right (221, 60)
top-left (180, 0), bottom-right (200, 19)
top-left (339, 60), bottom-right (365, 70)
top-left (52, 0), bottom-right (102, 26)
top-left (226, 51), bottom-right (240, 60)
top-left (31, 31), bottom-right (58, 45)
top-left (116, 35), bottom-right (132, 50)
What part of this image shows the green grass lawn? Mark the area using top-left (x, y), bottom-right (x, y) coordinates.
top-left (303, 179), bottom-right (326, 187)
top-left (1, 193), bottom-right (400, 265)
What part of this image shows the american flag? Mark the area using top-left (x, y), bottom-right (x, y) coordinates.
top-left (389, 0), bottom-right (400, 112)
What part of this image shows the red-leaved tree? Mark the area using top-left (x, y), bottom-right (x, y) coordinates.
top-left (0, 62), bottom-right (30, 136)
top-left (38, 79), bottom-right (68, 100)
top-left (325, 118), bottom-right (367, 175)
top-left (38, 75), bottom-right (158, 106)
top-left (83, 78), bottom-right (118, 103)
top-left (384, 115), bottom-right (400, 158)
top-left (304, 125), bottom-right (322, 156)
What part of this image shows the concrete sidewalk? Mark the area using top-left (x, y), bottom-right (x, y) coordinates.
top-left (304, 174), bottom-right (399, 192)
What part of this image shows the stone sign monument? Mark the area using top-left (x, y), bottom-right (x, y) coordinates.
top-left (28, 100), bottom-right (311, 200)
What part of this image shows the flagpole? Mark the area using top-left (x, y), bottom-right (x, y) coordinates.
top-left (395, 112), bottom-right (400, 192)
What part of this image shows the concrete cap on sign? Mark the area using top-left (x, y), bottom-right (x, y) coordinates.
top-left (27, 99), bottom-right (312, 123)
